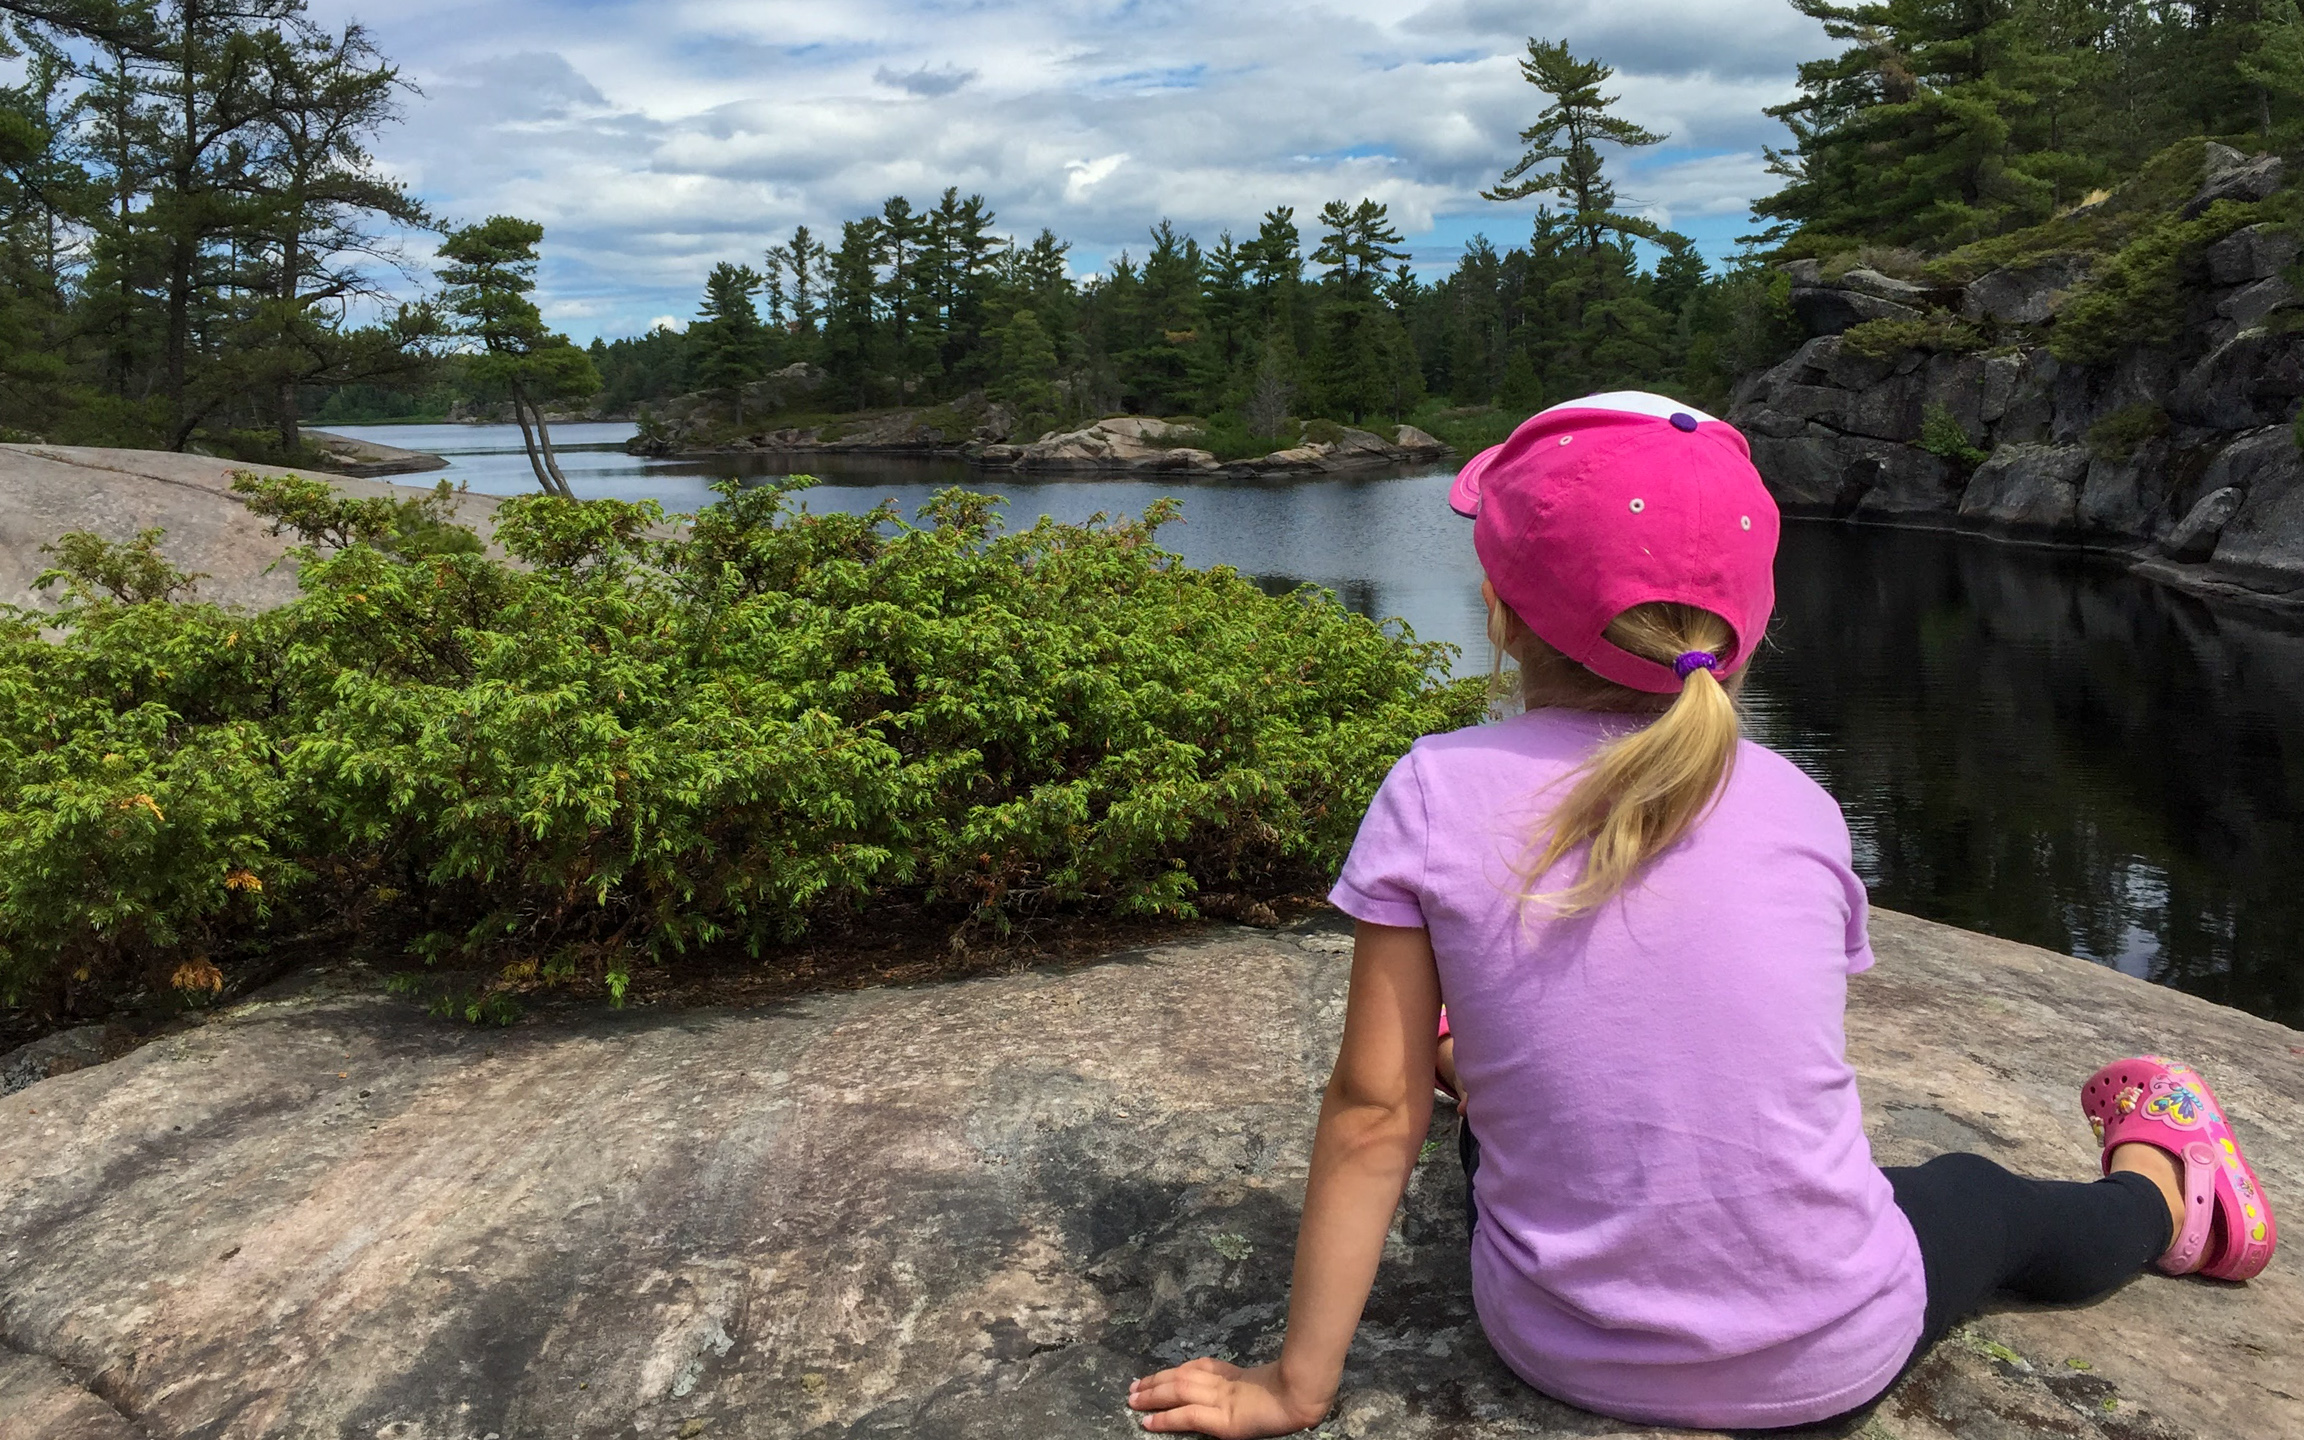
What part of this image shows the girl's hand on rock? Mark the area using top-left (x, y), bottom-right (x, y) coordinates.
top-left (1127, 1358), bottom-right (1328, 1436)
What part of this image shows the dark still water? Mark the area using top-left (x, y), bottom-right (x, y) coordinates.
top-left (343, 425), bottom-right (2304, 1027)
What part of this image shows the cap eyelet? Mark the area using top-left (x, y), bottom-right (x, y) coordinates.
top-left (1740, 515), bottom-right (1752, 530)
top-left (1558, 435), bottom-right (1573, 446)
top-left (1628, 498), bottom-right (1646, 514)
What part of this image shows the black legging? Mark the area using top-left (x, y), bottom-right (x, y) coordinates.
top-left (1882, 1150), bottom-right (2171, 1358)
top-left (1458, 1130), bottom-right (2172, 1415)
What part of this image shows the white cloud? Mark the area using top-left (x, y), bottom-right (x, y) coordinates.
top-left (1064, 153), bottom-right (1130, 202)
top-left (307, 0), bottom-right (1832, 339)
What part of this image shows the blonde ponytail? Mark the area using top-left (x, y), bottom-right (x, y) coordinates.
top-left (1514, 602), bottom-right (1744, 915)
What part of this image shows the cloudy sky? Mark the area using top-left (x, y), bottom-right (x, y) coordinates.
top-left (301, 0), bottom-right (1834, 342)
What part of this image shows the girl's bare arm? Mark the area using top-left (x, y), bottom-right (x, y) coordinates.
top-left (1128, 921), bottom-right (1440, 1436)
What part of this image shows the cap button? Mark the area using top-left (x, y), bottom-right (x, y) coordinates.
top-left (1670, 412), bottom-right (1699, 432)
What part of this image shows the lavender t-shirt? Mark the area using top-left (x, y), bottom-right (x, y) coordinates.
top-left (1330, 708), bottom-right (1924, 1430)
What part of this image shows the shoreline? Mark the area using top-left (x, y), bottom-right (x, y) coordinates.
top-left (1775, 504), bottom-right (2304, 616)
top-left (647, 437), bottom-right (1461, 481)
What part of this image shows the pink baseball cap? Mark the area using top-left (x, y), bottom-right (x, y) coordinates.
top-left (1450, 391), bottom-right (1779, 694)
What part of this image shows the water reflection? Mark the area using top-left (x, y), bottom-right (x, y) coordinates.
top-left (334, 424), bottom-right (2304, 1025)
top-left (1749, 522), bottom-right (2304, 1025)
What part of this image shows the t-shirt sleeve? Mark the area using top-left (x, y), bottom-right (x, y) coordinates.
top-left (1832, 809), bottom-right (1876, 974)
top-left (1842, 867), bottom-right (1876, 974)
top-left (1329, 748), bottom-right (1430, 929)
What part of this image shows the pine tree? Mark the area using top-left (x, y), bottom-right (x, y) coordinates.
top-left (1307, 199), bottom-right (1407, 422)
top-left (2242, 0), bottom-right (2304, 140)
top-left (436, 216), bottom-right (599, 496)
top-left (1200, 232), bottom-right (1254, 391)
top-left (924, 187), bottom-right (999, 384)
top-left (1246, 206), bottom-right (1308, 361)
top-left (764, 224), bottom-right (826, 335)
top-left (1115, 220), bottom-right (1209, 415)
top-left (1757, 0), bottom-right (2123, 248)
top-left (692, 261), bottom-right (767, 427)
top-left (1484, 39), bottom-right (1666, 254)
top-left (1436, 236), bottom-right (1504, 404)
top-left (875, 195), bottom-right (935, 399)
top-left (988, 306), bottom-right (1060, 432)
top-left (820, 217), bottom-right (882, 407)
top-left (239, 21), bottom-right (433, 454)
top-left (0, 39), bottom-right (89, 436)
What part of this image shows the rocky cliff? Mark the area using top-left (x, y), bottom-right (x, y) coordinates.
top-left (1731, 142), bottom-right (2304, 605)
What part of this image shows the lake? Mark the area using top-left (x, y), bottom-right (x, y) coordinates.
top-left (329, 421), bottom-right (2304, 1026)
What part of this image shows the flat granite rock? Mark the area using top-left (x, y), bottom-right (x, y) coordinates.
top-left (0, 444), bottom-right (504, 612)
top-left (0, 911), bottom-right (2296, 1440)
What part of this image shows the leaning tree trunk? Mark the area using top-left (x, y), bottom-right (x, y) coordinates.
top-left (529, 403), bottom-right (575, 497)
top-left (507, 385), bottom-right (560, 495)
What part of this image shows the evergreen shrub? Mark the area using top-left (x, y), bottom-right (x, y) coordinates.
top-left (2053, 199), bottom-right (2274, 363)
top-left (1841, 315), bottom-right (1985, 360)
top-left (1407, 405), bottom-right (1526, 456)
top-left (0, 479), bottom-right (1482, 1015)
top-left (1918, 404), bottom-right (1989, 470)
top-left (2086, 403), bottom-right (2172, 463)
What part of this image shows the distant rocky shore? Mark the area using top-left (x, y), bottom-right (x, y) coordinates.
top-left (1730, 142), bottom-right (2304, 608)
top-left (625, 367), bottom-right (1454, 478)
top-left (664, 411), bottom-right (1450, 478)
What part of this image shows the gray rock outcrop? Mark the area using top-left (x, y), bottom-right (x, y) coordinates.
top-left (2166, 485), bottom-right (2247, 561)
top-left (0, 912), bottom-right (2296, 1438)
top-left (298, 430), bottom-right (451, 479)
top-left (0, 446), bottom-right (508, 612)
top-left (1731, 210), bottom-right (2304, 602)
top-left (1957, 442), bottom-right (2092, 530)
top-left (2185, 143), bottom-right (2286, 218)
top-left (994, 414), bottom-right (1222, 471)
top-left (634, 396), bottom-right (1450, 478)
top-left (1960, 257), bottom-right (2089, 326)
top-left (2207, 222), bottom-right (2300, 285)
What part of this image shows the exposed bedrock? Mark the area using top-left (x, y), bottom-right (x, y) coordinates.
top-left (0, 444), bottom-right (509, 612)
top-left (1731, 228), bottom-right (2304, 604)
top-left (0, 912), bottom-right (2296, 1438)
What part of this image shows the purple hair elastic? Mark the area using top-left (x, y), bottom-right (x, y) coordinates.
top-left (1673, 651), bottom-right (1720, 681)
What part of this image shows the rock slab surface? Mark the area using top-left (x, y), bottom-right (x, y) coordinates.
top-left (0, 445), bottom-right (505, 612)
top-left (1, 912), bottom-right (2297, 1439)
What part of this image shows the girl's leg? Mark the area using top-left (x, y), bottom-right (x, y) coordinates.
top-left (1884, 1151), bottom-right (2174, 1355)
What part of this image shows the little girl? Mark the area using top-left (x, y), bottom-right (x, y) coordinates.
top-left (1126, 392), bottom-right (2279, 1435)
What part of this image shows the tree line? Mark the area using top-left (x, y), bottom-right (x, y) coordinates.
top-left (564, 41), bottom-right (1801, 450)
top-left (0, 0), bottom-right (599, 484)
top-left (0, 0), bottom-right (437, 453)
top-left (23, 1), bottom-right (2280, 480)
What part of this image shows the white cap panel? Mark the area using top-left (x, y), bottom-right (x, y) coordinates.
top-left (1537, 390), bottom-right (1722, 425)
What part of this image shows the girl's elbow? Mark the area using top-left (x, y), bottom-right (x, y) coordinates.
top-left (1321, 1090), bottom-right (1429, 1161)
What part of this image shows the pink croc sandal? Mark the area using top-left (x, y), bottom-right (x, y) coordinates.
top-left (2082, 1056), bottom-right (2278, 1281)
